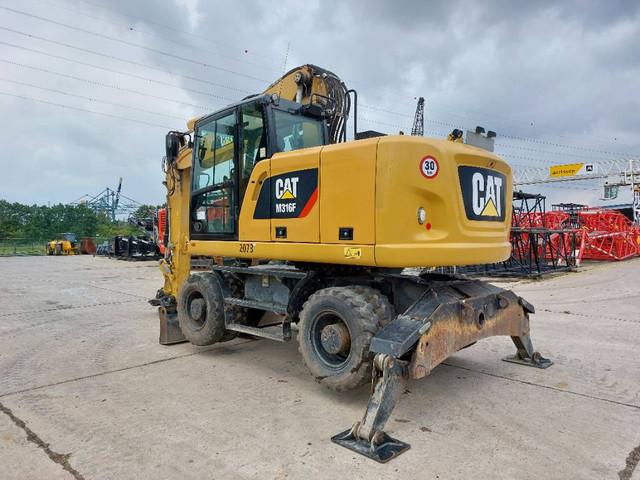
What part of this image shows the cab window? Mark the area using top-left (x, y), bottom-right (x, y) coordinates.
top-left (240, 103), bottom-right (266, 200)
top-left (191, 111), bottom-right (237, 236)
top-left (273, 110), bottom-right (325, 152)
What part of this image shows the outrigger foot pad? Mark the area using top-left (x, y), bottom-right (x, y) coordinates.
top-left (332, 354), bottom-right (411, 463)
top-left (502, 335), bottom-right (553, 369)
top-left (332, 424), bottom-right (410, 463)
top-left (502, 351), bottom-right (553, 369)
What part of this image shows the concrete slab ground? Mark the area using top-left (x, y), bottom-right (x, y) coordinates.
top-left (0, 256), bottom-right (639, 479)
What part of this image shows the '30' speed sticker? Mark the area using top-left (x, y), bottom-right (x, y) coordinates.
top-left (419, 156), bottom-right (439, 179)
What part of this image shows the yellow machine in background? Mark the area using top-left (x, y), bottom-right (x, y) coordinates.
top-left (151, 64), bottom-right (552, 462)
top-left (46, 232), bottom-right (79, 255)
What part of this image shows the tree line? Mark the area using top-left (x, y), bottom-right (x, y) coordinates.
top-left (0, 200), bottom-right (160, 241)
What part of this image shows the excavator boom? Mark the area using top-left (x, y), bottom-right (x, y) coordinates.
top-left (262, 64), bottom-right (351, 143)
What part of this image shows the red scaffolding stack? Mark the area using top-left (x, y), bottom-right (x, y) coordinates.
top-left (577, 210), bottom-right (639, 261)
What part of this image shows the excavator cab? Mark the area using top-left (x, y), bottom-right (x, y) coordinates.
top-left (189, 95), bottom-right (328, 239)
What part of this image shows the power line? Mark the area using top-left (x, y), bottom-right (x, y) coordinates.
top-left (0, 90), bottom-right (173, 129)
top-left (0, 27), bottom-right (254, 95)
top-left (496, 133), bottom-right (639, 158)
top-left (0, 6), bottom-right (270, 82)
top-left (7, 7), bottom-right (626, 161)
top-left (0, 40), bottom-right (244, 101)
top-left (0, 77), bottom-right (185, 120)
top-left (7, 3), bottom-right (632, 157)
top-left (494, 142), bottom-right (630, 161)
top-left (499, 153), bottom-right (557, 166)
top-left (356, 87), bottom-right (548, 132)
top-left (356, 86), bottom-right (640, 150)
top-left (360, 103), bottom-right (465, 129)
top-left (25, 0), bottom-right (282, 72)
top-left (359, 116), bottom-right (447, 137)
top-left (0, 58), bottom-right (214, 111)
top-left (360, 101), bottom-right (638, 158)
top-left (53, 0), bottom-right (282, 63)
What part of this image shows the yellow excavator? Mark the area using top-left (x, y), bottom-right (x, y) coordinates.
top-left (46, 232), bottom-right (79, 255)
top-left (151, 65), bottom-right (552, 462)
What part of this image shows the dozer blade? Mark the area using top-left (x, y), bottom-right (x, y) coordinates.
top-left (158, 306), bottom-right (186, 345)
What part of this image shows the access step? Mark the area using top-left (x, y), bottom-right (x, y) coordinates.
top-left (212, 264), bottom-right (307, 279)
top-left (225, 323), bottom-right (291, 342)
top-left (224, 296), bottom-right (288, 315)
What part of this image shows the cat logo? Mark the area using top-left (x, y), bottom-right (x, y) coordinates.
top-left (459, 166), bottom-right (506, 222)
top-left (253, 168), bottom-right (318, 220)
top-left (275, 177), bottom-right (299, 200)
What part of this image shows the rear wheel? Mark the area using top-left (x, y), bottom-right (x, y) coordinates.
top-left (298, 286), bottom-right (393, 391)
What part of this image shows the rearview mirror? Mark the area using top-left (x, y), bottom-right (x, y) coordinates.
top-left (165, 132), bottom-right (180, 164)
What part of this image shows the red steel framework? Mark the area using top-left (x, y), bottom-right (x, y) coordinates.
top-left (522, 205), bottom-right (640, 262)
top-left (576, 210), bottom-right (640, 261)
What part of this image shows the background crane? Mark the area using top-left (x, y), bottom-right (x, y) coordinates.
top-left (411, 96), bottom-right (425, 136)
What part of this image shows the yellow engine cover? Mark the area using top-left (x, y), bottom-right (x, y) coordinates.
top-left (189, 135), bottom-right (512, 268)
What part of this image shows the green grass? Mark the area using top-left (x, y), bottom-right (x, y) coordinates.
top-left (0, 242), bottom-right (46, 256)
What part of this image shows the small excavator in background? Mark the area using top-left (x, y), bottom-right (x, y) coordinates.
top-left (151, 64), bottom-right (552, 462)
top-left (46, 232), bottom-right (79, 255)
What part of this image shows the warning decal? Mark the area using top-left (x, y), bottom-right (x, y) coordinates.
top-left (420, 156), bottom-right (439, 179)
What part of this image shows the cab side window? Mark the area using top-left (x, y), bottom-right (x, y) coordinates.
top-left (191, 111), bottom-right (238, 236)
top-left (239, 103), bottom-right (266, 202)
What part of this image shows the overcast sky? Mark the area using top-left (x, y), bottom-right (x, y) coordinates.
top-left (1, 0), bottom-right (639, 209)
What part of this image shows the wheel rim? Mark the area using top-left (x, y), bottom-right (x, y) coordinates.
top-left (186, 293), bottom-right (206, 329)
top-left (309, 310), bottom-right (352, 370)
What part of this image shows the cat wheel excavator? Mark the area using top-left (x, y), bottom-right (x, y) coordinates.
top-left (151, 64), bottom-right (552, 462)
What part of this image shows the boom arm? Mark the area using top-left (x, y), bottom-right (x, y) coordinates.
top-left (262, 64), bottom-right (351, 143)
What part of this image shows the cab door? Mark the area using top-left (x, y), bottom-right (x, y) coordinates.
top-left (267, 107), bottom-right (323, 243)
top-left (190, 109), bottom-right (239, 240)
top-left (269, 148), bottom-right (320, 242)
top-left (238, 102), bottom-right (271, 242)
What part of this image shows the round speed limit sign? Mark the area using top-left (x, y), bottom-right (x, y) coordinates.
top-left (419, 156), bottom-right (439, 179)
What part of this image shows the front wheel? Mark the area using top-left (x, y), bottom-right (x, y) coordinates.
top-left (297, 286), bottom-right (393, 391)
top-left (177, 273), bottom-right (227, 346)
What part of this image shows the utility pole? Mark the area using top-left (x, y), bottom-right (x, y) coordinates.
top-left (631, 159), bottom-right (640, 224)
top-left (411, 97), bottom-right (425, 136)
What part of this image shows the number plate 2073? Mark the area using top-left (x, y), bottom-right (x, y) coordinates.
top-left (239, 243), bottom-right (255, 254)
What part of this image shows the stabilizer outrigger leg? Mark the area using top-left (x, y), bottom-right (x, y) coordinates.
top-left (502, 334), bottom-right (553, 369)
top-left (331, 354), bottom-right (411, 463)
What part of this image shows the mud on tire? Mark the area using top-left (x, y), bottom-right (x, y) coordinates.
top-left (297, 286), bottom-right (394, 391)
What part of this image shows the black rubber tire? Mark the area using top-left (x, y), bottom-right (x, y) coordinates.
top-left (177, 273), bottom-right (226, 346)
top-left (298, 285), bottom-right (394, 391)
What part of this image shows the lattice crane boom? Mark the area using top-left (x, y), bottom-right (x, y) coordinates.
top-left (411, 97), bottom-right (425, 136)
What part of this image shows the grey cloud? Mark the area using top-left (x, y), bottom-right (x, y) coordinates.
top-left (0, 0), bottom-right (638, 209)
